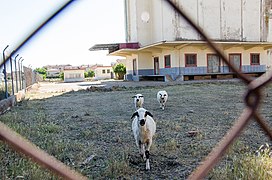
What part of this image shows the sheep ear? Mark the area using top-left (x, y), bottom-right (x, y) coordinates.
top-left (145, 111), bottom-right (153, 118)
top-left (131, 112), bottom-right (139, 119)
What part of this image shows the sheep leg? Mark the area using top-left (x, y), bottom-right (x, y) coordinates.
top-left (139, 141), bottom-right (146, 160)
top-left (145, 150), bottom-right (150, 170)
top-left (145, 139), bottom-right (152, 170)
top-left (140, 143), bottom-right (146, 160)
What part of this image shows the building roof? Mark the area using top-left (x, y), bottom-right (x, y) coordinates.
top-left (47, 69), bottom-right (60, 72)
top-left (95, 66), bottom-right (112, 68)
top-left (63, 66), bottom-right (85, 71)
top-left (89, 42), bottom-right (139, 54)
top-left (108, 40), bottom-right (272, 57)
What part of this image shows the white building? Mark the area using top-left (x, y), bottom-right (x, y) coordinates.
top-left (46, 69), bottom-right (60, 78)
top-left (91, 0), bottom-right (272, 81)
top-left (63, 66), bottom-right (85, 82)
top-left (92, 65), bottom-right (114, 80)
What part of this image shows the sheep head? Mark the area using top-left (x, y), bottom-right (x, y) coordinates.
top-left (133, 94), bottom-right (144, 102)
top-left (131, 108), bottom-right (153, 126)
top-left (159, 92), bottom-right (167, 101)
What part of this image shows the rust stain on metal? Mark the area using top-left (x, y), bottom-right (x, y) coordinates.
top-left (0, 0), bottom-right (271, 179)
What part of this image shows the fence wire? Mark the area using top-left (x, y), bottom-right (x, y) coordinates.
top-left (0, 1), bottom-right (88, 179)
top-left (163, 0), bottom-right (272, 179)
top-left (0, 0), bottom-right (271, 179)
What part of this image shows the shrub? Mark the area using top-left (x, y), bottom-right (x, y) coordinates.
top-left (59, 72), bottom-right (64, 80)
top-left (35, 67), bottom-right (47, 79)
top-left (84, 70), bottom-right (95, 78)
top-left (113, 64), bottom-right (126, 80)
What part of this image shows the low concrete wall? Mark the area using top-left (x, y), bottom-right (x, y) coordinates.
top-left (0, 96), bottom-right (16, 114)
top-left (0, 89), bottom-right (26, 114)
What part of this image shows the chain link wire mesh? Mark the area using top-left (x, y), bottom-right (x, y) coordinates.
top-left (163, 0), bottom-right (272, 179)
top-left (0, 0), bottom-right (271, 179)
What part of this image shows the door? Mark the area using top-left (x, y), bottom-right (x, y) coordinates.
top-left (229, 54), bottom-right (241, 72)
top-left (207, 54), bottom-right (220, 73)
top-left (154, 57), bottom-right (159, 75)
top-left (132, 59), bottom-right (137, 75)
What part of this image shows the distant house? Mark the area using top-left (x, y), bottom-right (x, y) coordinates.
top-left (91, 65), bottom-right (114, 80)
top-left (44, 64), bottom-right (71, 71)
top-left (80, 64), bottom-right (97, 72)
top-left (46, 69), bottom-right (60, 78)
top-left (45, 64), bottom-right (72, 78)
top-left (63, 66), bottom-right (85, 82)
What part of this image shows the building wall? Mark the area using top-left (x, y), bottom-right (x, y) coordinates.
top-left (126, 0), bottom-right (267, 46)
top-left (125, 46), bottom-right (268, 80)
top-left (123, 0), bottom-right (271, 81)
top-left (138, 53), bottom-right (153, 70)
top-left (94, 66), bottom-right (114, 80)
top-left (46, 69), bottom-right (60, 78)
top-left (64, 69), bottom-right (84, 82)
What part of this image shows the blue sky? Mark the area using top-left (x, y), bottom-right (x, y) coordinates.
top-left (0, 0), bottom-right (126, 69)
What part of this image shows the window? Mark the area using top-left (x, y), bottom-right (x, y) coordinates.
top-left (75, 73), bottom-right (81, 78)
top-left (250, 53), bottom-right (260, 65)
top-left (164, 55), bottom-right (171, 68)
top-left (102, 69), bottom-right (106, 74)
top-left (185, 54), bottom-right (197, 67)
top-left (68, 73), bottom-right (82, 79)
top-left (107, 69), bottom-right (110, 73)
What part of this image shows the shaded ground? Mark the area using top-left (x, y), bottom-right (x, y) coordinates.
top-left (1, 80), bottom-right (272, 179)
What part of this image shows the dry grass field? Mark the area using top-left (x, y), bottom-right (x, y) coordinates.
top-left (0, 80), bottom-right (271, 179)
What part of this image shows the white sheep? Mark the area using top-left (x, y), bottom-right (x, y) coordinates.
top-left (131, 108), bottom-right (156, 170)
top-left (157, 90), bottom-right (168, 110)
top-left (133, 94), bottom-right (144, 110)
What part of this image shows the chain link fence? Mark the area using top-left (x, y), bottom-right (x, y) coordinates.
top-left (0, 63), bottom-right (41, 101)
top-left (163, 1), bottom-right (272, 179)
top-left (0, 0), bottom-right (271, 179)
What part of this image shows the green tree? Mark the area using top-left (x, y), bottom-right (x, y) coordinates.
top-left (59, 72), bottom-right (64, 80)
top-left (35, 67), bottom-right (47, 79)
top-left (113, 64), bottom-right (126, 80)
top-left (84, 70), bottom-right (95, 78)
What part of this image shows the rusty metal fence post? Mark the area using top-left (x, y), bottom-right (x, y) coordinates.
top-left (0, 1), bottom-right (88, 179)
top-left (0, 0), bottom-right (272, 179)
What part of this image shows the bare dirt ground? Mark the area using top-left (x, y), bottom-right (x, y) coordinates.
top-left (1, 79), bottom-right (272, 179)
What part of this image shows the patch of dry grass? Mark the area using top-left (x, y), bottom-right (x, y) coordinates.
top-left (1, 81), bottom-right (272, 179)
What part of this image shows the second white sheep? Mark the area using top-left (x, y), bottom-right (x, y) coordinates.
top-left (157, 90), bottom-right (168, 110)
top-left (133, 94), bottom-right (144, 110)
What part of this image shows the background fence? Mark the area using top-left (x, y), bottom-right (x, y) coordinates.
top-left (0, 0), bottom-right (271, 179)
top-left (0, 61), bottom-right (42, 101)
